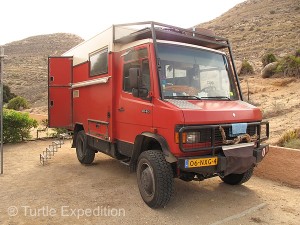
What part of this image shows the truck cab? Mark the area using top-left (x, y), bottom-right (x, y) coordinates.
top-left (48, 22), bottom-right (269, 208)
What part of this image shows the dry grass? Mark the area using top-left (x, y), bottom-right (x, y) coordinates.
top-left (277, 128), bottom-right (300, 149)
top-left (283, 139), bottom-right (300, 149)
top-left (262, 100), bottom-right (287, 118)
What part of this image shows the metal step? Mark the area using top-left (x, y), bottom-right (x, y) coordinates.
top-left (39, 134), bottom-right (69, 165)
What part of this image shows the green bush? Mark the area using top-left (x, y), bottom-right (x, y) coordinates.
top-left (3, 84), bottom-right (16, 103)
top-left (240, 59), bottom-right (254, 75)
top-left (262, 53), bottom-right (277, 67)
top-left (7, 96), bottom-right (29, 111)
top-left (275, 54), bottom-right (300, 77)
top-left (3, 109), bottom-right (38, 143)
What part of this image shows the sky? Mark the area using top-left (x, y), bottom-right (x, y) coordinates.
top-left (0, 0), bottom-right (245, 45)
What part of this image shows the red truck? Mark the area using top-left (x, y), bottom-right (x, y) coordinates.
top-left (48, 22), bottom-right (269, 208)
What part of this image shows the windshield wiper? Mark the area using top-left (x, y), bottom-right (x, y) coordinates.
top-left (164, 95), bottom-right (201, 100)
top-left (201, 96), bottom-right (231, 100)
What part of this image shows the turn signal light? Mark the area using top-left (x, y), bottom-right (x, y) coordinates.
top-left (175, 132), bottom-right (187, 144)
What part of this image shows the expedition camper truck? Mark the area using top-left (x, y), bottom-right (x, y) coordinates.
top-left (48, 22), bottom-right (269, 208)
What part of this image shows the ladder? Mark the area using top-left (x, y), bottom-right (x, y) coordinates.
top-left (39, 133), bottom-right (71, 165)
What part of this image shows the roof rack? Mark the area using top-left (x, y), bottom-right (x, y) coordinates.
top-left (113, 21), bottom-right (229, 50)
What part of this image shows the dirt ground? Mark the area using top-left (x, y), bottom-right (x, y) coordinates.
top-left (0, 140), bottom-right (299, 225)
top-left (254, 146), bottom-right (300, 188)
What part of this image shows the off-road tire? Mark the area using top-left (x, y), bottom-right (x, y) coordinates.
top-left (137, 150), bottom-right (174, 208)
top-left (220, 167), bottom-right (254, 185)
top-left (76, 130), bottom-right (95, 164)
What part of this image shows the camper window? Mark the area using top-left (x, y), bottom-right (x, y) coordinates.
top-left (90, 48), bottom-right (108, 76)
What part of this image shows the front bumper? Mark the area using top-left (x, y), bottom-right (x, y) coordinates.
top-left (177, 144), bottom-right (269, 176)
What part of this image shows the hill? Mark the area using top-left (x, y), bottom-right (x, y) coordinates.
top-left (197, 0), bottom-right (300, 70)
top-left (3, 33), bottom-right (83, 108)
top-left (196, 0), bottom-right (300, 145)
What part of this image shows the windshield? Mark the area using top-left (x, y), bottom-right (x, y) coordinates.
top-left (157, 44), bottom-right (238, 100)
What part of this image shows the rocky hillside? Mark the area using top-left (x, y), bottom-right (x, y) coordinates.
top-left (197, 0), bottom-right (300, 70)
top-left (3, 33), bottom-right (83, 108)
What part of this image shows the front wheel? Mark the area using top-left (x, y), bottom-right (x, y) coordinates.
top-left (137, 150), bottom-right (174, 208)
top-left (76, 130), bottom-right (95, 164)
top-left (220, 167), bottom-right (254, 185)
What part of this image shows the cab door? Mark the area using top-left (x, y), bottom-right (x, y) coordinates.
top-left (116, 47), bottom-right (153, 149)
top-left (48, 56), bottom-right (73, 128)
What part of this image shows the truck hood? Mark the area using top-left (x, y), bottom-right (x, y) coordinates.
top-left (165, 99), bottom-right (262, 124)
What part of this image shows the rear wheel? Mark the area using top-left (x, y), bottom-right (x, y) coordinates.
top-left (137, 150), bottom-right (174, 208)
top-left (220, 167), bottom-right (254, 185)
top-left (76, 130), bottom-right (95, 164)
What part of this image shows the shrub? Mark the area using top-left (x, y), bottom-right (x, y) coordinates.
top-left (283, 139), bottom-right (300, 149)
top-left (262, 53), bottom-right (277, 67)
top-left (3, 84), bottom-right (16, 103)
top-left (275, 54), bottom-right (300, 77)
top-left (40, 118), bottom-right (48, 127)
top-left (3, 109), bottom-right (38, 143)
top-left (240, 59), bottom-right (254, 75)
top-left (50, 128), bottom-right (68, 138)
top-left (277, 128), bottom-right (300, 149)
top-left (7, 96), bottom-right (29, 111)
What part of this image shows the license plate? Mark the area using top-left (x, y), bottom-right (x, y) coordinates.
top-left (185, 157), bottom-right (218, 168)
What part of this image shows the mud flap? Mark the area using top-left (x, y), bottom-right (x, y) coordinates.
top-left (222, 143), bottom-right (256, 176)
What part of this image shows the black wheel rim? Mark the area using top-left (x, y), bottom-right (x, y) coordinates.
top-left (140, 162), bottom-right (155, 197)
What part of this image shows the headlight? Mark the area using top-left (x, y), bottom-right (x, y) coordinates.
top-left (175, 132), bottom-right (201, 144)
top-left (186, 132), bottom-right (201, 144)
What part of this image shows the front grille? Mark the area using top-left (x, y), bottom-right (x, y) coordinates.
top-left (178, 123), bottom-right (260, 152)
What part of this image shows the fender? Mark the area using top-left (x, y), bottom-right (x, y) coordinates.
top-left (129, 132), bottom-right (177, 172)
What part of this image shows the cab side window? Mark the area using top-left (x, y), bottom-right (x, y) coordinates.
top-left (122, 48), bottom-right (151, 94)
top-left (123, 62), bottom-right (139, 92)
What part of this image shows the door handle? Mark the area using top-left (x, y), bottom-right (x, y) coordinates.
top-left (118, 107), bottom-right (125, 112)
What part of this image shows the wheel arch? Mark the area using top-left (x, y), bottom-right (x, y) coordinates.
top-left (129, 132), bottom-right (177, 172)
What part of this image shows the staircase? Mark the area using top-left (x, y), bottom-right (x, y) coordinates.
top-left (39, 133), bottom-right (71, 165)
